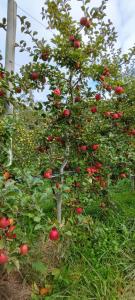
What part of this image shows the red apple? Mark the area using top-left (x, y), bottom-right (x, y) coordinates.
top-left (74, 40), bottom-right (81, 48)
top-left (6, 232), bottom-right (16, 239)
top-left (95, 93), bottom-right (101, 101)
top-left (91, 106), bottom-right (97, 113)
top-left (74, 181), bottom-right (81, 188)
top-left (91, 144), bottom-right (99, 151)
top-left (117, 112), bottom-right (123, 118)
top-left (53, 88), bottom-right (61, 96)
top-left (79, 145), bottom-right (88, 151)
top-left (0, 71), bottom-right (5, 79)
top-left (15, 87), bottom-right (22, 93)
top-left (95, 176), bottom-right (102, 182)
top-left (69, 35), bottom-right (75, 42)
top-left (75, 96), bottom-right (81, 102)
top-left (115, 86), bottom-right (124, 94)
top-left (76, 207), bottom-right (83, 214)
top-left (104, 111), bottom-right (112, 117)
top-left (86, 167), bottom-right (93, 174)
top-left (20, 244), bottom-right (29, 255)
top-left (111, 113), bottom-right (119, 119)
top-left (49, 227), bottom-right (59, 241)
top-left (55, 136), bottom-right (62, 143)
top-left (63, 109), bottom-right (71, 117)
top-left (31, 72), bottom-right (39, 81)
top-left (103, 66), bottom-right (109, 71)
top-left (0, 89), bottom-right (5, 97)
top-left (0, 251), bottom-right (8, 264)
top-left (103, 67), bottom-right (110, 76)
top-left (43, 169), bottom-right (52, 179)
top-left (95, 162), bottom-right (102, 169)
top-left (75, 167), bottom-right (81, 173)
top-left (86, 167), bottom-right (98, 174)
top-left (130, 129), bottom-right (135, 136)
top-left (47, 136), bottom-right (53, 142)
top-left (80, 17), bottom-right (91, 28)
top-left (106, 85), bottom-right (112, 92)
top-left (13, 233), bottom-right (17, 239)
top-left (100, 75), bottom-right (105, 81)
top-left (80, 17), bottom-right (88, 26)
top-left (85, 19), bottom-right (91, 28)
top-left (0, 217), bottom-right (10, 229)
top-left (8, 225), bottom-right (16, 232)
top-left (120, 173), bottom-right (127, 179)
top-left (105, 71), bottom-right (110, 77)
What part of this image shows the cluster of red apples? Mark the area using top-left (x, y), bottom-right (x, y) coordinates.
top-left (0, 216), bottom-right (30, 264)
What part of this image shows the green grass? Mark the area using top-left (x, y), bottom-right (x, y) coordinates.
top-left (28, 180), bottom-right (135, 299)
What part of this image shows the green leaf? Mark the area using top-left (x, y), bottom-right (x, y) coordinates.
top-left (20, 16), bottom-right (27, 24)
top-left (65, 231), bottom-right (72, 236)
top-left (2, 18), bottom-right (6, 24)
top-left (32, 261), bottom-right (47, 274)
top-left (21, 26), bottom-right (25, 32)
top-left (34, 224), bottom-right (43, 231)
top-left (0, 240), bottom-right (4, 249)
top-left (33, 216), bottom-right (41, 223)
top-left (31, 294), bottom-right (39, 300)
top-left (13, 258), bottom-right (20, 270)
top-left (25, 21), bottom-right (31, 28)
top-left (51, 268), bottom-right (60, 278)
top-left (81, 5), bottom-right (85, 11)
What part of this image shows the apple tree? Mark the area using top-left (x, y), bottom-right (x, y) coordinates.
top-left (0, 0), bottom-right (135, 225)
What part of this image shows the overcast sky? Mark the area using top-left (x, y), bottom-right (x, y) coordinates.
top-left (0, 0), bottom-right (135, 98)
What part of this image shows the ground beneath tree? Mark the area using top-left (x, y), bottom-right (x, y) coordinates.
top-left (0, 271), bottom-right (31, 300)
top-left (119, 281), bottom-right (135, 300)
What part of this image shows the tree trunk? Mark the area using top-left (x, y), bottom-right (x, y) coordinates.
top-left (56, 159), bottom-right (68, 224)
top-left (57, 196), bottom-right (62, 224)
